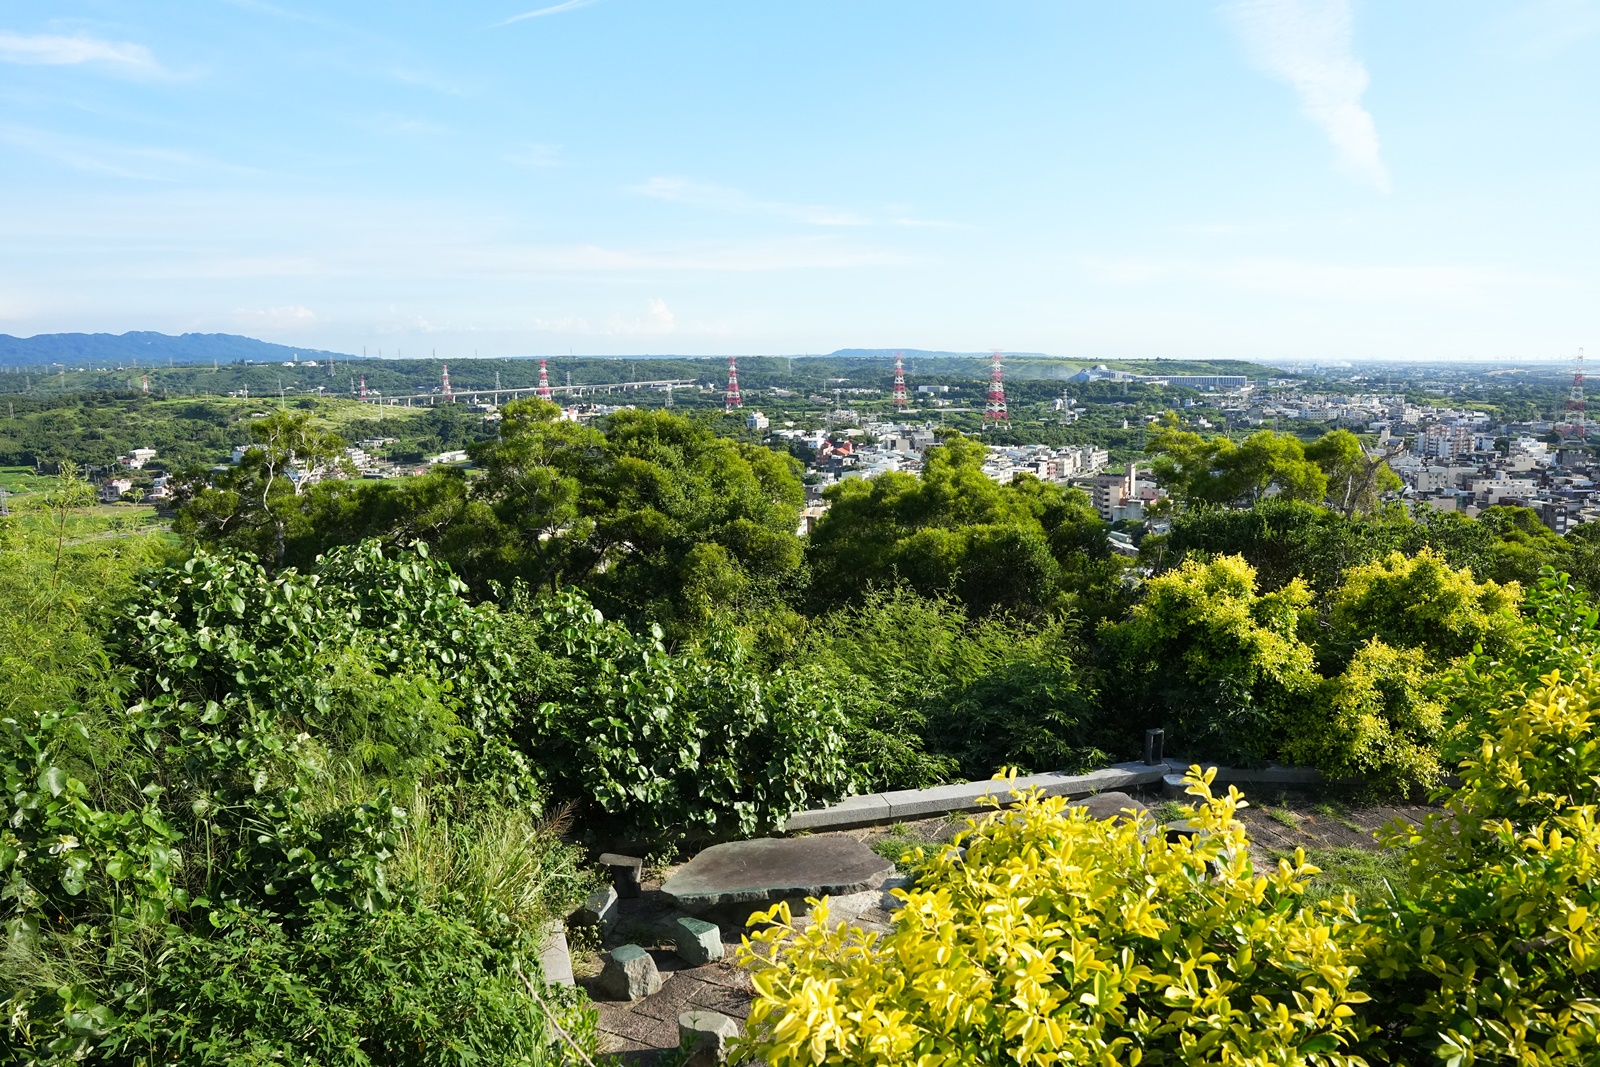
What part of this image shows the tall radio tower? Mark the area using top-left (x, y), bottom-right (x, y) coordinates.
top-left (892, 351), bottom-right (908, 410)
top-left (1564, 348), bottom-right (1587, 440)
top-left (358, 375), bottom-right (368, 398)
top-left (725, 356), bottom-right (742, 411)
top-left (537, 359), bottom-right (553, 400)
top-left (983, 351), bottom-right (1008, 423)
top-left (141, 374), bottom-right (149, 394)
top-left (441, 364), bottom-right (453, 400)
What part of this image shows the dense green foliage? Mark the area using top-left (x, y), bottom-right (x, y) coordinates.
top-left (0, 527), bottom-right (599, 1064)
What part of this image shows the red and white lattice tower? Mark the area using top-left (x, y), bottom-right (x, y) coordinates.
top-left (725, 356), bottom-right (742, 411)
top-left (983, 350), bottom-right (1008, 423)
top-left (441, 364), bottom-right (453, 400)
top-left (892, 351), bottom-right (908, 410)
top-left (1562, 348), bottom-right (1587, 440)
top-left (141, 374), bottom-right (149, 394)
top-left (358, 375), bottom-right (368, 398)
top-left (537, 359), bottom-right (553, 400)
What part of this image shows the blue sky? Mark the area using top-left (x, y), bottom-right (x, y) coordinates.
top-left (1, 1), bottom-right (1597, 361)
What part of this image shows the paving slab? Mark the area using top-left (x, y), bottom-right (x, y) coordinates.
top-left (662, 833), bottom-right (895, 911)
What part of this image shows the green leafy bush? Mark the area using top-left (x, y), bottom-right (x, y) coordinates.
top-left (803, 587), bottom-right (1107, 786)
top-left (2, 542), bottom-right (598, 1064)
top-left (1357, 662), bottom-right (1600, 1064)
top-left (504, 588), bottom-right (855, 845)
top-left (1326, 547), bottom-right (1521, 665)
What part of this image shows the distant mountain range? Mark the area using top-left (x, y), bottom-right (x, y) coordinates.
top-left (0, 331), bottom-right (352, 368)
top-left (828, 348), bottom-right (1057, 361)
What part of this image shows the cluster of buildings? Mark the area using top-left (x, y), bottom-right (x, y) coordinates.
top-left (1223, 392), bottom-right (1493, 434)
top-left (1065, 364), bottom-right (1250, 390)
top-left (768, 418), bottom-right (1165, 529)
top-left (1391, 435), bottom-right (1599, 533)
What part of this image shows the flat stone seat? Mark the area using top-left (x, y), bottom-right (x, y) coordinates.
top-left (662, 834), bottom-right (895, 911)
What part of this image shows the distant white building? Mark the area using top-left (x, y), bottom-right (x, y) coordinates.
top-left (746, 410), bottom-right (769, 431)
top-left (99, 477), bottom-right (133, 503)
top-left (119, 447), bottom-right (158, 469)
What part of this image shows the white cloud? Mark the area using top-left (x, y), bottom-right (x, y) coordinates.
top-left (606, 298), bottom-right (676, 336)
top-left (0, 32), bottom-right (169, 78)
top-left (505, 142), bottom-right (563, 168)
top-left (0, 123), bottom-right (259, 181)
top-left (1223, 0), bottom-right (1389, 191)
top-left (235, 305), bottom-right (318, 329)
top-left (634, 176), bottom-right (870, 226)
top-left (497, 0), bottom-right (601, 27)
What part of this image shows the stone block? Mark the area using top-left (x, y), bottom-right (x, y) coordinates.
top-left (598, 852), bottom-right (644, 898)
top-left (673, 916), bottom-right (724, 965)
top-left (575, 885), bottom-right (618, 933)
top-left (678, 1009), bottom-right (740, 1066)
top-left (598, 944), bottom-right (662, 1001)
top-left (536, 920), bottom-right (574, 987)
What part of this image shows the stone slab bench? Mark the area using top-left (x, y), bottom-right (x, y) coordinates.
top-left (781, 760), bottom-right (1183, 833)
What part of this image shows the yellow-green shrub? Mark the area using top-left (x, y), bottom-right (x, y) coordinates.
top-left (1288, 639), bottom-right (1448, 791)
top-left (1327, 547), bottom-right (1520, 664)
top-left (738, 770), bottom-right (1371, 1066)
top-left (1358, 666), bottom-right (1600, 1065)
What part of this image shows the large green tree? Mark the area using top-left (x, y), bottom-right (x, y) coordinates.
top-left (805, 434), bottom-right (1115, 617)
top-left (186, 402), bottom-right (807, 636)
top-left (177, 410), bottom-right (352, 563)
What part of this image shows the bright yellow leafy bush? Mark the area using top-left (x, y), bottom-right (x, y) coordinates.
top-left (1288, 638), bottom-right (1448, 791)
top-left (1358, 665), bottom-right (1600, 1065)
top-left (738, 770), bottom-right (1371, 1066)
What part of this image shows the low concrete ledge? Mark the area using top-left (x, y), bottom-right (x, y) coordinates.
top-left (782, 760), bottom-right (1182, 833)
top-left (1160, 764), bottom-right (1324, 799)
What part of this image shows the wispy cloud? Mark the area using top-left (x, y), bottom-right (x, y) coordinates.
top-left (0, 31), bottom-right (170, 79)
top-left (390, 67), bottom-right (467, 96)
top-left (1222, 0), bottom-right (1389, 191)
top-left (1084, 254), bottom-right (1520, 301)
top-left (0, 123), bottom-right (260, 181)
top-left (497, 0), bottom-right (601, 27)
top-left (1496, 0), bottom-right (1600, 58)
top-left (634, 176), bottom-right (870, 227)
